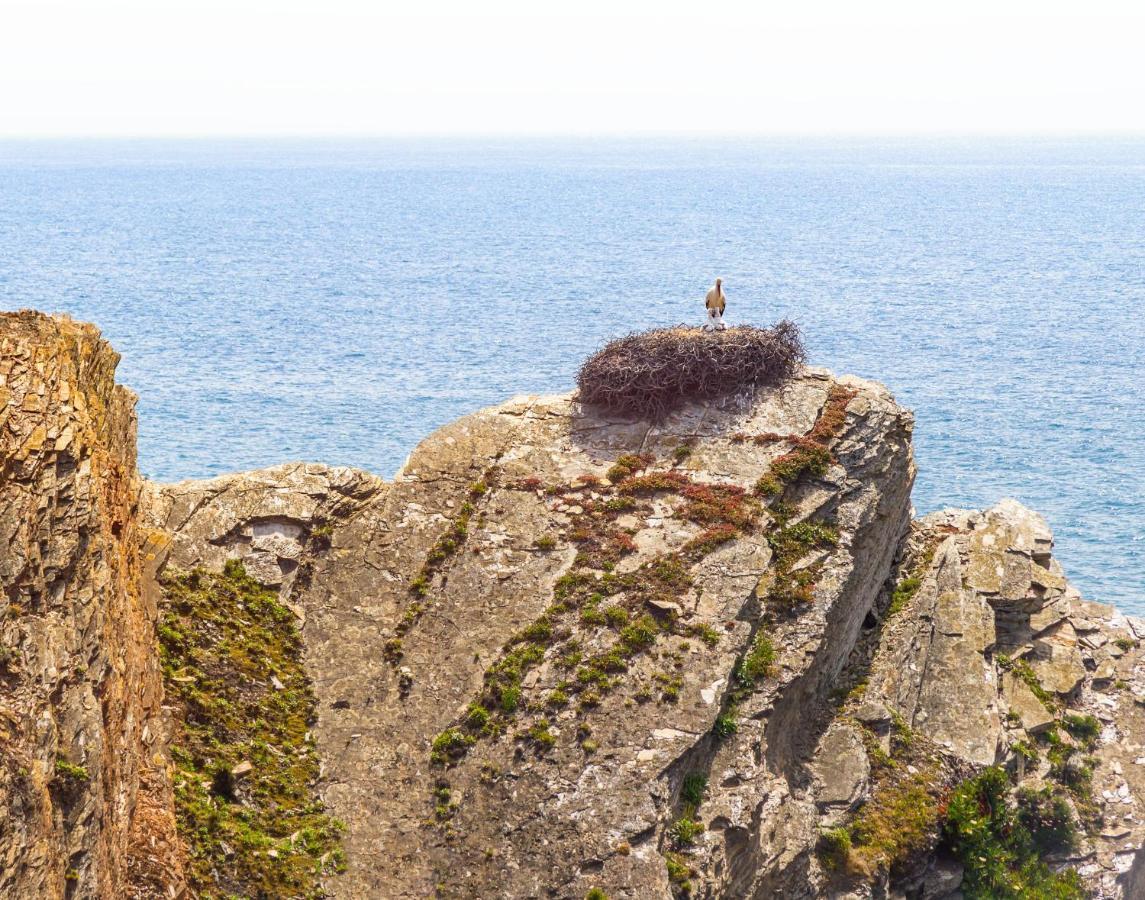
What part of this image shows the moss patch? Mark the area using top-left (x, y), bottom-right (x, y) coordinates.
top-left (159, 561), bottom-right (345, 898)
top-left (885, 539), bottom-right (938, 619)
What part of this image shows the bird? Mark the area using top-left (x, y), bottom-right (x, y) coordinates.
top-left (704, 278), bottom-right (727, 330)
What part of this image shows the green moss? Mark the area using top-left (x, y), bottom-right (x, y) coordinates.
top-left (585, 889), bottom-right (609, 900)
top-left (1001, 657), bottom-right (1057, 713)
top-left (546, 687), bottom-right (569, 707)
top-left (846, 765), bottom-right (944, 874)
top-left (816, 827), bottom-right (852, 870)
top-left (885, 542), bottom-right (937, 619)
top-left (606, 453), bottom-right (653, 483)
top-left (690, 623), bottom-right (721, 647)
top-left (525, 718), bottom-right (556, 750)
top-left (618, 614), bottom-right (660, 653)
top-left (465, 703), bottom-right (491, 729)
top-left (654, 671), bottom-right (683, 702)
top-left (535, 534), bottom-right (557, 551)
top-left (159, 562), bottom-right (345, 898)
top-left (431, 728), bottom-right (477, 765)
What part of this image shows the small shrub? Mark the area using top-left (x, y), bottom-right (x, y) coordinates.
top-left (669, 816), bottom-right (704, 847)
top-left (738, 633), bottom-right (776, 683)
top-left (664, 851), bottom-right (694, 889)
top-left (945, 766), bottom-right (1085, 899)
top-left (54, 759), bottom-right (89, 782)
top-left (1017, 785), bottom-right (1077, 854)
top-left (1061, 713), bottom-right (1100, 746)
top-left (535, 535), bottom-right (557, 551)
top-left (713, 712), bottom-right (738, 739)
top-left (681, 772), bottom-right (707, 807)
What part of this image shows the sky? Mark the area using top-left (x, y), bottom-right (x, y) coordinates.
top-left (1, 0), bottom-right (1143, 137)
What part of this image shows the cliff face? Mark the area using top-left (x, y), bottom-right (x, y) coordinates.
top-left (6, 311), bottom-right (1145, 900)
top-left (0, 312), bottom-right (182, 899)
top-left (142, 376), bottom-right (1145, 900)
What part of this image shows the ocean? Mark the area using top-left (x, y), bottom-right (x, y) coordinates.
top-left (1, 138), bottom-right (1142, 611)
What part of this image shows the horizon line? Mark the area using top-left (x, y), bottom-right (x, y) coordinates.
top-left (3, 130), bottom-right (1145, 142)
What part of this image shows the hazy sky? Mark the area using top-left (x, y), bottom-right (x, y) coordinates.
top-left (2, 0), bottom-right (1143, 137)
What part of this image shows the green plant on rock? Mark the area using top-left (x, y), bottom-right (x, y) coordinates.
top-left (681, 772), bottom-right (707, 808)
top-left (738, 632), bottom-right (777, 683)
top-left (53, 758), bottom-right (89, 783)
top-left (159, 561), bottom-right (345, 898)
top-left (432, 728), bottom-right (477, 765)
top-left (885, 541), bottom-right (937, 619)
top-left (713, 711), bottom-right (738, 739)
top-left (669, 816), bottom-right (703, 847)
top-left (1061, 713), bottom-right (1100, 746)
top-left (1016, 785), bottom-right (1077, 855)
top-left (664, 851), bottom-right (695, 893)
top-left (606, 453), bottom-right (653, 483)
top-left (816, 827), bottom-right (852, 871)
top-left (944, 766), bottom-right (1084, 899)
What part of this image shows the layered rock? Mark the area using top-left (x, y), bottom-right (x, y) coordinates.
top-left (801, 500), bottom-right (1145, 898)
top-left (0, 312), bottom-right (182, 899)
top-left (142, 369), bottom-right (916, 898)
top-left (7, 310), bottom-right (1145, 900)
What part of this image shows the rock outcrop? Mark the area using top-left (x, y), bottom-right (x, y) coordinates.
top-left (145, 370), bottom-right (918, 898)
top-left (0, 312), bottom-right (183, 899)
top-left (5, 310), bottom-right (1145, 900)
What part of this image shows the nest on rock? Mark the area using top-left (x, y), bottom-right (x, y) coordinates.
top-left (576, 321), bottom-right (806, 420)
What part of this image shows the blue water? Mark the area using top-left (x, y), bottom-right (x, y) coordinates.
top-left (1, 138), bottom-right (1142, 611)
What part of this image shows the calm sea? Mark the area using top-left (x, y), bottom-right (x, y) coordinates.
top-left (1, 138), bottom-right (1142, 611)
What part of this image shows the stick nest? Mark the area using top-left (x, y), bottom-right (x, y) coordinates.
top-left (576, 322), bottom-right (806, 420)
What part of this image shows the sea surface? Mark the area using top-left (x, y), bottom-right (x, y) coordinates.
top-left (1, 138), bottom-right (1142, 611)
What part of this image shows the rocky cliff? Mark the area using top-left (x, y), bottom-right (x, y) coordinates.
top-left (4, 311), bottom-right (1145, 900)
top-left (0, 312), bottom-right (183, 899)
